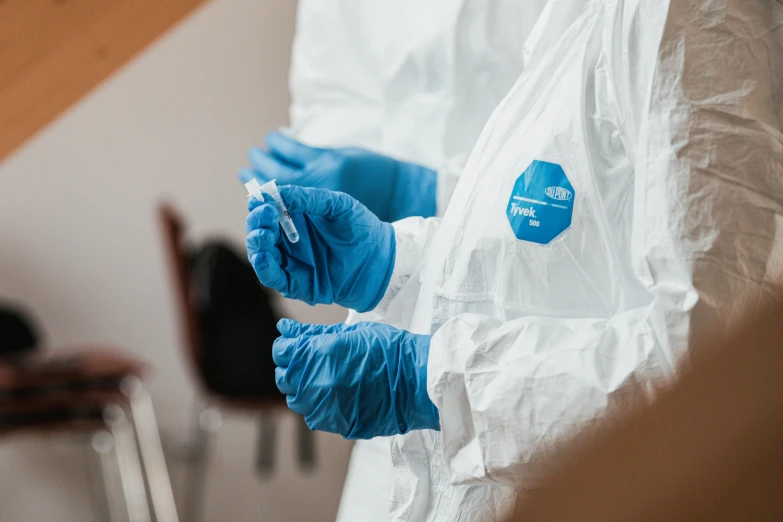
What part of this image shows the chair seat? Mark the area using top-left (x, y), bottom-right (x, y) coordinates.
top-left (0, 405), bottom-right (107, 436)
top-left (0, 348), bottom-right (143, 394)
top-left (0, 348), bottom-right (144, 434)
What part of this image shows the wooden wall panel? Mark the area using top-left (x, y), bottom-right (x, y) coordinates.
top-left (0, 0), bottom-right (211, 162)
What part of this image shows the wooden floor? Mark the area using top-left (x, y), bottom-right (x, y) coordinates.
top-left (0, 0), bottom-right (209, 162)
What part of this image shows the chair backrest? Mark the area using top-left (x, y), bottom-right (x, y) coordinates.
top-left (157, 203), bottom-right (202, 371)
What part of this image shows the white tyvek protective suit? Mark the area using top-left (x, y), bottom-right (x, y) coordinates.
top-left (288, 1), bottom-right (547, 520)
top-left (289, 0), bottom-right (548, 216)
top-left (347, 0), bottom-right (783, 519)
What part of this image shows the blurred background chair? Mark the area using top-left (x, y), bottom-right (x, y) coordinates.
top-left (158, 202), bottom-right (315, 522)
top-left (0, 304), bottom-right (178, 522)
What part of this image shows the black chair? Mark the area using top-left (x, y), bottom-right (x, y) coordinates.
top-left (158, 203), bottom-right (315, 522)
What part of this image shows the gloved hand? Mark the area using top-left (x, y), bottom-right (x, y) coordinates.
top-left (246, 185), bottom-right (395, 312)
top-left (238, 132), bottom-right (438, 222)
top-left (273, 320), bottom-right (440, 439)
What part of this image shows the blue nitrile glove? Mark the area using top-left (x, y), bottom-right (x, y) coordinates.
top-left (246, 185), bottom-right (395, 313)
top-left (272, 320), bottom-right (440, 439)
top-left (238, 132), bottom-right (437, 222)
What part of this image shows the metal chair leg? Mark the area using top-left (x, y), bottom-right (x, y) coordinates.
top-left (297, 416), bottom-right (315, 471)
top-left (255, 412), bottom-right (277, 476)
top-left (105, 404), bottom-right (152, 522)
top-left (88, 430), bottom-right (125, 522)
top-left (121, 377), bottom-right (179, 522)
top-left (182, 401), bottom-right (222, 522)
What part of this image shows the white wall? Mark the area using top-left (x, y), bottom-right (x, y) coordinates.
top-left (0, 1), bottom-right (352, 520)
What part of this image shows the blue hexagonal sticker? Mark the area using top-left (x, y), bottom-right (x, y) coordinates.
top-left (506, 160), bottom-right (574, 245)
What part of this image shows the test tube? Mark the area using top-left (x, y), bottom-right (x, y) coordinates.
top-left (244, 178), bottom-right (300, 243)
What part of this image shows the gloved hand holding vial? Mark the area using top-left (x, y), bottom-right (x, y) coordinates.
top-left (244, 184), bottom-right (396, 312)
top-left (244, 179), bottom-right (299, 243)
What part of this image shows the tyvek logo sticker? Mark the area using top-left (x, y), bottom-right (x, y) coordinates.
top-left (506, 160), bottom-right (574, 245)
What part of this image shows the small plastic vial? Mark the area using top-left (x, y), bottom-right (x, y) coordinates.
top-left (245, 178), bottom-right (300, 243)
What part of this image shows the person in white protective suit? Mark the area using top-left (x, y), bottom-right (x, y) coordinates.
top-left (242, 0), bottom-right (549, 222)
top-left (244, 0), bottom-right (783, 520)
top-left (240, 1), bottom-right (547, 520)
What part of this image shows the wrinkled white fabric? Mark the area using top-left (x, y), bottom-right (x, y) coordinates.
top-left (357, 0), bottom-right (783, 520)
top-left (289, 0), bottom-right (547, 216)
top-left (289, 1), bottom-right (547, 520)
